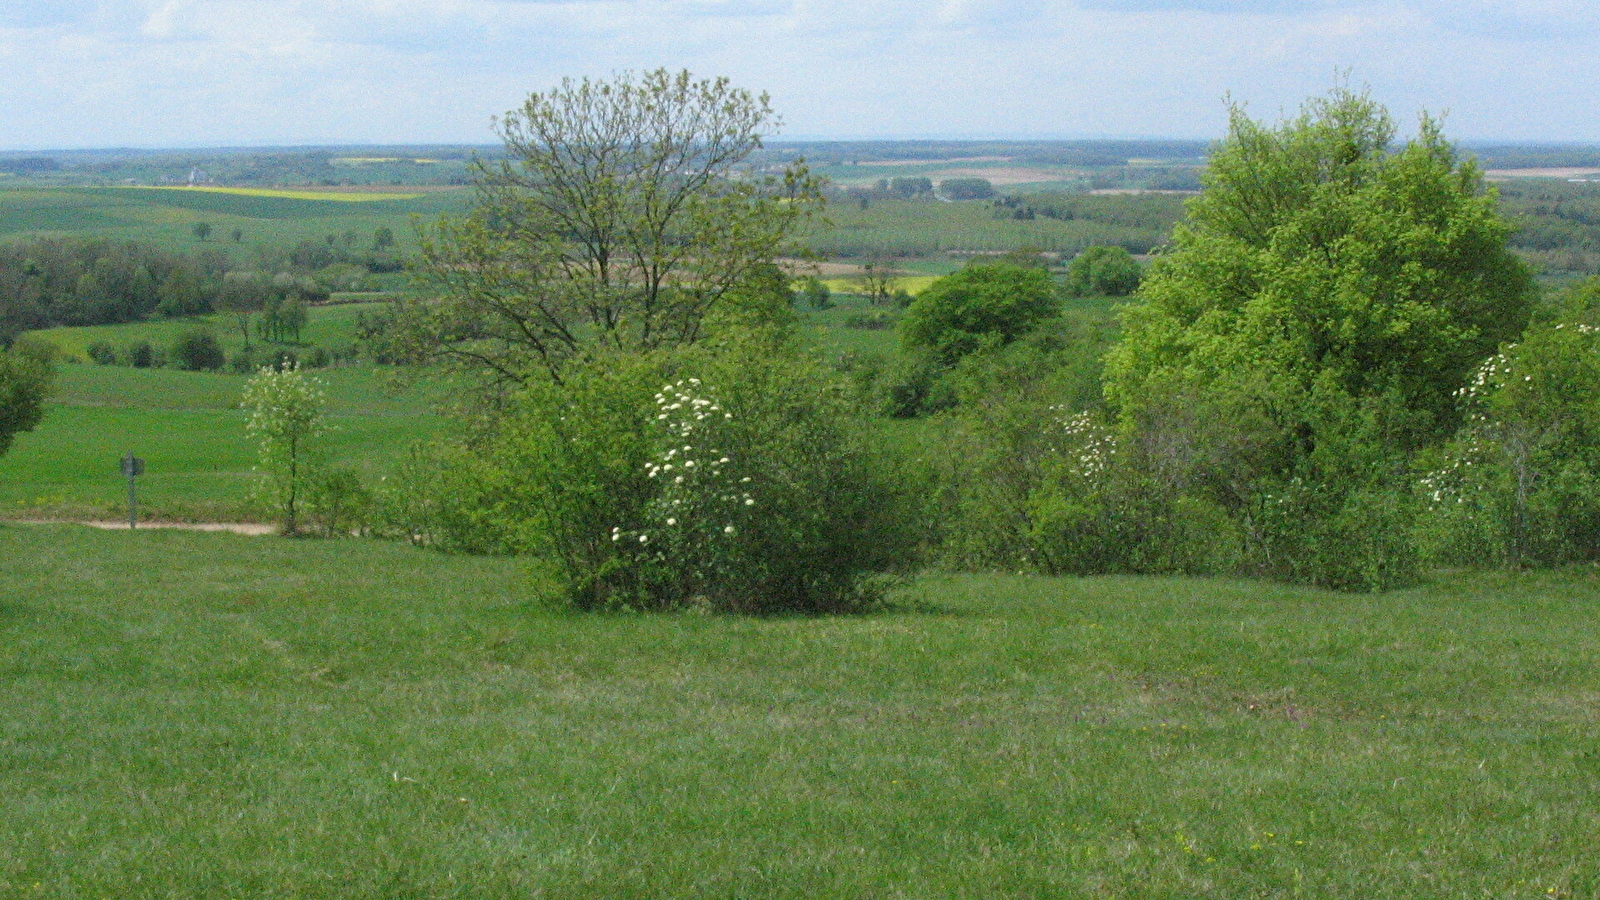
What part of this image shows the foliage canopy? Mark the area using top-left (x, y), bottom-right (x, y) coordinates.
top-left (1063, 245), bottom-right (1141, 297)
top-left (899, 262), bottom-right (1058, 367)
top-left (1097, 88), bottom-right (1535, 588)
top-left (411, 69), bottom-right (821, 387)
top-left (0, 339), bottom-right (54, 459)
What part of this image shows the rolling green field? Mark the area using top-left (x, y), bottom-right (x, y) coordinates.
top-left (0, 185), bottom-right (468, 253)
top-left (0, 185), bottom-right (1173, 265)
top-left (0, 297), bottom-right (901, 522)
top-left (806, 198), bottom-right (1169, 258)
top-left (0, 362), bottom-right (444, 521)
top-left (30, 300), bottom-right (388, 363)
top-left (2, 524), bottom-right (1598, 897)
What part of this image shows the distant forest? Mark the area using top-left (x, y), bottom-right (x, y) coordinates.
top-left (2, 140), bottom-right (1599, 275)
top-left (5, 138), bottom-right (1599, 184)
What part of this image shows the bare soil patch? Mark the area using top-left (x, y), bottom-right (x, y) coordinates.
top-left (935, 166), bottom-right (1070, 185)
top-left (1484, 167), bottom-right (1600, 179)
top-left (870, 156), bottom-right (1015, 167)
top-left (16, 519), bottom-right (275, 536)
top-left (1088, 188), bottom-right (1200, 196)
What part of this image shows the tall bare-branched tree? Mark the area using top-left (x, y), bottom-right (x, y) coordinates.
top-left (409, 69), bottom-right (821, 387)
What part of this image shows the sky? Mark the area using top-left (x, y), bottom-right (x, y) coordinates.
top-left (1, 0), bottom-right (1597, 150)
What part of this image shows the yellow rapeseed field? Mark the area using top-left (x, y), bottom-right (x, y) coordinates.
top-left (821, 274), bottom-right (938, 296)
top-left (132, 186), bottom-right (424, 202)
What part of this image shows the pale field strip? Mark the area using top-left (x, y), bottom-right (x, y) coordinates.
top-left (869, 156), bottom-right (1016, 166)
top-left (1484, 167), bottom-right (1600, 179)
top-left (18, 519), bottom-right (274, 535)
top-left (331, 157), bottom-right (441, 164)
top-left (125, 186), bottom-right (426, 202)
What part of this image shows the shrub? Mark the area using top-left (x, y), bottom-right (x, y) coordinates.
top-left (171, 328), bottom-right (225, 372)
top-left (229, 347), bottom-right (259, 375)
top-left (304, 467), bottom-right (373, 538)
top-left (0, 338), bottom-right (54, 459)
top-left (797, 275), bottom-right (833, 310)
top-left (453, 335), bottom-right (917, 612)
top-left (87, 341), bottom-right (116, 365)
top-left (126, 341), bottom-right (156, 369)
top-left (899, 263), bottom-right (1057, 367)
top-left (1248, 479), bottom-right (1419, 591)
top-left (1062, 245), bottom-right (1142, 297)
top-left (1418, 323), bottom-right (1600, 567)
top-left (843, 311), bottom-right (894, 330)
top-left (242, 363), bottom-right (327, 535)
top-left (937, 398), bottom-right (1238, 578)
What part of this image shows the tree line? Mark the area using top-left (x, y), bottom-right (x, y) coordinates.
top-left (246, 73), bottom-right (1600, 612)
top-left (0, 238), bottom-right (229, 343)
top-left (0, 236), bottom-right (349, 350)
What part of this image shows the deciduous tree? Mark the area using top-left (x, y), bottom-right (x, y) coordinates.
top-left (243, 363), bottom-right (326, 535)
top-left (0, 339), bottom-right (53, 459)
top-left (1102, 87), bottom-right (1534, 588)
top-left (409, 68), bottom-right (821, 388)
top-left (899, 262), bottom-right (1057, 367)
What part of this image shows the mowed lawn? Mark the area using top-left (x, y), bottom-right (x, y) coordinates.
top-left (0, 363), bottom-right (443, 521)
top-left (2, 524), bottom-right (1598, 898)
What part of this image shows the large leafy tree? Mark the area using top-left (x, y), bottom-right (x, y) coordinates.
top-left (899, 262), bottom-right (1058, 366)
top-left (1101, 88), bottom-right (1534, 587)
top-left (0, 340), bottom-right (54, 459)
top-left (410, 69), bottom-right (821, 387)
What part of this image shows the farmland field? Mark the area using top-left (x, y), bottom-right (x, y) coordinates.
top-left (0, 361), bottom-right (444, 522)
top-left (0, 185), bottom-right (469, 251)
top-left (2, 524), bottom-right (1598, 897)
top-left (29, 300), bottom-right (387, 363)
top-left (130, 186), bottom-right (427, 202)
top-left (804, 197), bottom-right (1175, 258)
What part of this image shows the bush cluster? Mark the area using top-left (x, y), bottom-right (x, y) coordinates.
top-left (370, 335), bottom-right (919, 612)
top-left (920, 90), bottom-right (1600, 592)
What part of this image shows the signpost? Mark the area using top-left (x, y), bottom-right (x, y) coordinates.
top-left (120, 451), bottom-right (145, 529)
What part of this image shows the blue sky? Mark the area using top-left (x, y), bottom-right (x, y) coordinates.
top-left (1, 0), bottom-right (1596, 150)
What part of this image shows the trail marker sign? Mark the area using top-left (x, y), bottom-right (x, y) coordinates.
top-left (120, 452), bottom-right (145, 529)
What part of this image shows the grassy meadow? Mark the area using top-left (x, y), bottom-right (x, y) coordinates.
top-left (6, 150), bottom-right (1600, 897)
top-left (2, 523), bottom-right (1598, 897)
top-left (30, 300), bottom-right (389, 363)
top-left (0, 185), bottom-right (468, 253)
top-left (806, 198), bottom-right (1168, 258)
top-left (0, 292), bottom-right (907, 522)
top-left (0, 362), bottom-right (443, 521)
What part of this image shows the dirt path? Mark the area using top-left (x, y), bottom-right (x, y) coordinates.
top-left (13, 519), bottom-right (276, 536)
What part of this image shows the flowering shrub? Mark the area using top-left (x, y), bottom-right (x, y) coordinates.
top-left (242, 363), bottom-right (327, 535)
top-left (610, 378), bottom-right (759, 603)
top-left (623, 341), bottom-right (917, 613)
top-left (445, 337), bottom-right (916, 612)
top-left (1418, 322), bottom-right (1600, 566)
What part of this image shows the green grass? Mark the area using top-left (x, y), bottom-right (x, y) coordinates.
top-left (0, 363), bottom-right (444, 520)
top-left (803, 198), bottom-right (1169, 258)
top-left (31, 301), bottom-right (388, 362)
top-left (2, 524), bottom-right (1599, 897)
top-left (799, 293), bottom-right (903, 359)
top-left (0, 186), bottom-right (467, 254)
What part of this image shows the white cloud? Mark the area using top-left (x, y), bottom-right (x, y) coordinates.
top-left (0, 0), bottom-right (1596, 148)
